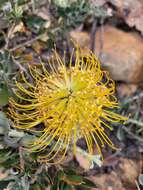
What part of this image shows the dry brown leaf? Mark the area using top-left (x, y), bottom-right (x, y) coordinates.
top-left (31, 41), bottom-right (43, 54)
top-left (75, 148), bottom-right (93, 170)
top-left (13, 48), bottom-right (25, 56)
top-left (23, 53), bottom-right (34, 62)
top-left (46, 186), bottom-right (51, 190)
top-left (0, 169), bottom-right (8, 180)
top-left (89, 0), bottom-right (106, 7)
top-left (36, 7), bottom-right (51, 21)
top-left (8, 22), bottom-right (26, 39)
top-left (91, 171), bottom-right (125, 190)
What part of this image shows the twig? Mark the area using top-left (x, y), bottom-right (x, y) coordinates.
top-left (135, 180), bottom-right (141, 190)
top-left (9, 33), bottom-right (47, 52)
top-left (12, 57), bottom-right (27, 73)
top-left (19, 146), bottom-right (25, 172)
top-left (122, 126), bottom-right (143, 143)
top-left (90, 20), bottom-right (97, 52)
top-left (123, 92), bottom-right (143, 105)
top-left (125, 119), bottom-right (143, 128)
top-left (31, 0), bottom-right (36, 13)
top-left (99, 18), bottom-right (104, 59)
top-left (1, 23), bottom-right (16, 49)
top-left (66, 32), bottom-right (73, 55)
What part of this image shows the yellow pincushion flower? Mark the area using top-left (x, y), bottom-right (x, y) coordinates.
top-left (9, 45), bottom-right (127, 163)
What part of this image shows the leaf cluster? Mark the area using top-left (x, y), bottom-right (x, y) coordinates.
top-left (52, 0), bottom-right (108, 29)
top-left (50, 168), bottom-right (96, 190)
top-left (0, 146), bottom-right (96, 190)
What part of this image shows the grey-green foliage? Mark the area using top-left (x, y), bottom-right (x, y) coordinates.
top-left (1, 1), bottom-right (23, 23)
top-left (0, 111), bottom-right (9, 134)
top-left (54, 0), bottom-right (90, 28)
top-left (53, 0), bottom-right (108, 29)
top-left (10, 175), bottom-right (30, 190)
top-left (0, 50), bottom-right (15, 106)
top-left (0, 146), bottom-right (97, 190)
top-left (139, 174), bottom-right (143, 186)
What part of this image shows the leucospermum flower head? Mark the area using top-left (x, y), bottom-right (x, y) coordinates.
top-left (9, 44), bottom-right (127, 163)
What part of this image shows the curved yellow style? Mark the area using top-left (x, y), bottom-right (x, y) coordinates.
top-left (9, 45), bottom-right (127, 163)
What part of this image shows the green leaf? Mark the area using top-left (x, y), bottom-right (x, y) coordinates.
top-left (62, 183), bottom-right (74, 190)
top-left (21, 175), bottom-right (30, 190)
top-left (32, 172), bottom-right (51, 189)
top-left (56, 0), bottom-right (89, 28)
top-left (91, 155), bottom-right (102, 167)
top-left (117, 127), bottom-right (125, 141)
top-left (0, 148), bottom-right (11, 160)
top-left (0, 111), bottom-right (9, 134)
top-left (0, 84), bottom-right (9, 106)
top-left (51, 170), bottom-right (64, 190)
top-left (11, 181), bottom-right (24, 190)
top-left (0, 152), bottom-right (19, 168)
top-left (0, 50), bottom-right (14, 75)
top-left (0, 0), bottom-right (9, 6)
top-left (0, 180), bottom-right (10, 190)
top-left (8, 175), bottom-right (30, 190)
top-left (26, 15), bottom-right (45, 31)
top-left (50, 182), bottom-right (58, 190)
top-left (64, 168), bottom-right (77, 176)
top-left (63, 175), bottom-right (83, 185)
top-left (53, 0), bottom-right (71, 8)
top-left (81, 178), bottom-right (97, 188)
top-left (20, 134), bottom-right (36, 147)
top-left (139, 174), bottom-right (143, 186)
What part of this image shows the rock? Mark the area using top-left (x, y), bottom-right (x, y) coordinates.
top-left (91, 171), bottom-right (125, 190)
top-left (108, 0), bottom-right (143, 35)
top-left (70, 30), bottom-right (90, 50)
top-left (95, 26), bottom-right (143, 83)
top-left (116, 158), bottom-right (140, 189)
top-left (90, 157), bottom-right (140, 190)
top-left (70, 26), bottom-right (143, 83)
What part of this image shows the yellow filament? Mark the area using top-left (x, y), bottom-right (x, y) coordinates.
top-left (9, 45), bottom-right (127, 163)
